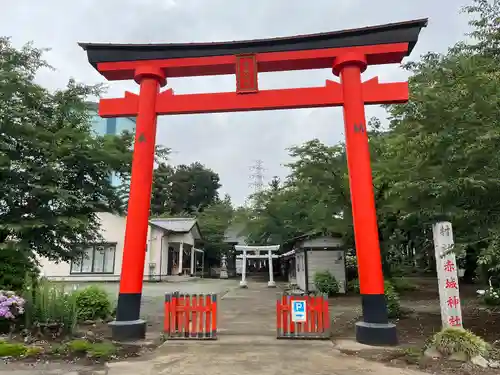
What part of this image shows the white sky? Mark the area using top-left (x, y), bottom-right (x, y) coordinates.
top-left (2, 0), bottom-right (472, 205)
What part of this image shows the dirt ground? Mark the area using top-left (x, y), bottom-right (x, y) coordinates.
top-left (329, 277), bottom-right (500, 375)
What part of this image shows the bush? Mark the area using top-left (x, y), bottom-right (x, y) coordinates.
top-left (481, 287), bottom-right (500, 306)
top-left (347, 279), bottom-right (360, 294)
top-left (429, 328), bottom-right (489, 359)
top-left (74, 286), bottom-right (111, 321)
top-left (66, 339), bottom-right (91, 353)
top-left (64, 339), bottom-right (117, 359)
top-left (390, 277), bottom-right (419, 293)
top-left (313, 271), bottom-right (339, 296)
top-left (23, 278), bottom-right (78, 336)
top-left (0, 245), bottom-right (39, 292)
top-left (385, 280), bottom-right (402, 318)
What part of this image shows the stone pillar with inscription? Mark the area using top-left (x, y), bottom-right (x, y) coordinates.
top-left (432, 221), bottom-right (463, 329)
top-left (220, 254), bottom-right (228, 279)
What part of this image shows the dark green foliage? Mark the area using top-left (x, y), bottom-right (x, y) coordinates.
top-left (74, 285), bottom-right (111, 321)
top-left (0, 38), bottom-right (134, 263)
top-left (0, 245), bottom-right (38, 292)
top-left (384, 281), bottom-right (402, 319)
top-left (313, 271), bottom-right (339, 296)
top-left (390, 278), bottom-right (419, 293)
top-left (430, 328), bottom-right (489, 358)
top-left (347, 279), bottom-right (360, 294)
top-left (23, 278), bottom-right (78, 336)
top-left (236, 0), bottom-right (500, 279)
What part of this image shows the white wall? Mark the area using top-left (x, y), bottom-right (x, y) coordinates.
top-left (302, 236), bottom-right (343, 248)
top-left (39, 212), bottom-right (127, 282)
top-left (168, 233), bottom-right (194, 246)
top-left (307, 250), bottom-right (346, 294)
top-left (147, 226), bottom-right (169, 279)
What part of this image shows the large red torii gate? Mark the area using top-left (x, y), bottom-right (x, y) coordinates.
top-left (80, 18), bottom-right (427, 346)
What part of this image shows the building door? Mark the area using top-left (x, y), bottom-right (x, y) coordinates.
top-left (296, 253), bottom-right (306, 291)
top-left (167, 246), bottom-right (175, 276)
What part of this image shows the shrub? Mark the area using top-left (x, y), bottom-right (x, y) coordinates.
top-left (0, 245), bottom-right (39, 292)
top-left (66, 339), bottom-right (91, 353)
top-left (23, 278), bottom-right (78, 336)
top-left (74, 285), bottom-right (111, 321)
top-left (481, 287), bottom-right (500, 306)
top-left (384, 280), bottom-right (401, 318)
top-left (429, 328), bottom-right (489, 359)
top-left (347, 279), bottom-right (360, 294)
top-left (313, 271), bottom-right (339, 296)
top-left (64, 339), bottom-right (117, 359)
top-left (390, 277), bottom-right (418, 293)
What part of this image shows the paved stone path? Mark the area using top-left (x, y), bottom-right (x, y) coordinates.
top-left (0, 280), bottom-right (429, 375)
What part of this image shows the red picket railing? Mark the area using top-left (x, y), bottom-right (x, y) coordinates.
top-left (276, 294), bottom-right (330, 339)
top-left (164, 292), bottom-right (218, 340)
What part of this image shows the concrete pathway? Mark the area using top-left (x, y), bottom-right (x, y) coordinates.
top-left (126, 282), bottom-right (427, 375)
top-left (0, 281), bottom-right (428, 375)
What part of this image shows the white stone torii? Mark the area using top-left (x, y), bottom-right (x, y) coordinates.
top-left (235, 245), bottom-right (280, 288)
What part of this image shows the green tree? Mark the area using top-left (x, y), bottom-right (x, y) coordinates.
top-left (197, 194), bottom-right (234, 264)
top-left (245, 139), bottom-right (351, 246)
top-left (168, 162), bottom-right (221, 214)
top-left (373, 0), bottom-right (500, 277)
top-left (0, 38), bottom-right (133, 264)
top-left (150, 163), bottom-right (174, 215)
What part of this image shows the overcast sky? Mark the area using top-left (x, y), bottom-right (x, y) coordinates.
top-left (2, 0), bottom-right (472, 206)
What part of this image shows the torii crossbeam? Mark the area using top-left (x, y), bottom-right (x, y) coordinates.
top-left (79, 18), bottom-right (427, 346)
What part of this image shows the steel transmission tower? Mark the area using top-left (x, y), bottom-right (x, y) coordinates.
top-left (249, 159), bottom-right (266, 195)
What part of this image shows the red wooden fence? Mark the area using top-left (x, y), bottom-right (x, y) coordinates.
top-left (164, 292), bottom-right (218, 340)
top-left (276, 294), bottom-right (330, 339)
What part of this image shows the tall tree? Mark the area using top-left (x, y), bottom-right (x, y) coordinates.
top-left (0, 38), bottom-right (133, 262)
top-left (168, 162), bottom-right (221, 214)
top-left (370, 0), bottom-right (500, 277)
top-left (197, 194), bottom-right (234, 264)
top-left (150, 162), bottom-right (174, 216)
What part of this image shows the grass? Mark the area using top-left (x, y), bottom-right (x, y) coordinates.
top-left (0, 341), bottom-right (28, 357)
top-left (0, 338), bottom-right (119, 360)
top-left (429, 328), bottom-right (490, 359)
top-left (390, 277), bottom-right (419, 293)
top-left (63, 339), bottom-right (118, 359)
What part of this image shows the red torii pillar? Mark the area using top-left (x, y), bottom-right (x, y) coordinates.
top-left (80, 18), bottom-right (427, 345)
top-left (333, 53), bottom-right (391, 343)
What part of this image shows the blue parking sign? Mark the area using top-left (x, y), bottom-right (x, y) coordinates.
top-left (291, 300), bottom-right (307, 322)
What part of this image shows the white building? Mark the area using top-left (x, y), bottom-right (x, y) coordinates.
top-left (282, 233), bottom-right (347, 294)
top-left (38, 213), bottom-right (204, 282)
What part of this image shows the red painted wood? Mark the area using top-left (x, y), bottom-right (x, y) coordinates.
top-left (95, 43), bottom-right (409, 80)
top-left (335, 53), bottom-right (385, 295)
top-left (277, 295), bottom-right (330, 337)
top-left (236, 54), bottom-right (258, 93)
top-left (118, 72), bottom-right (162, 294)
top-left (164, 294), bottom-right (217, 338)
top-left (98, 77), bottom-right (407, 117)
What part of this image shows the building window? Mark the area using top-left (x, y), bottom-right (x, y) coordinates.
top-left (70, 244), bottom-right (116, 274)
